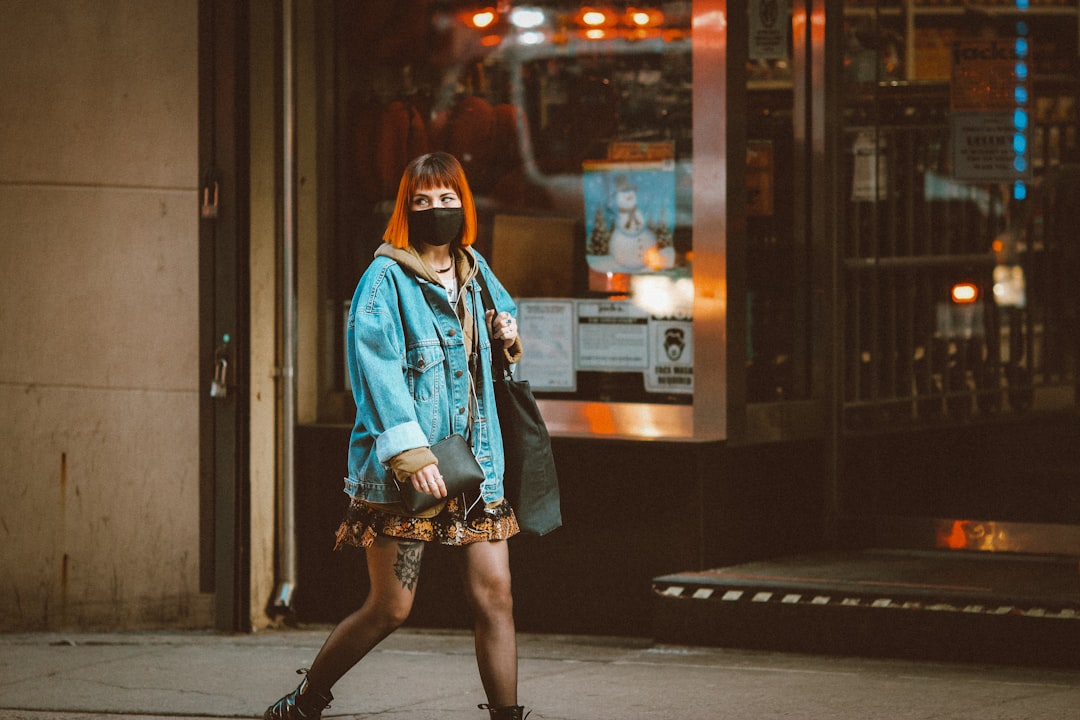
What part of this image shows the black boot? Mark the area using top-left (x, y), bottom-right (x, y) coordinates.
top-left (479, 703), bottom-right (530, 720)
top-left (264, 676), bottom-right (333, 720)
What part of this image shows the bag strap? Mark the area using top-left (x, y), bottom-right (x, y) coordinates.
top-left (474, 272), bottom-right (512, 380)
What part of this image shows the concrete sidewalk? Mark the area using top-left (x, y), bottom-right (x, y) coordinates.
top-left (1, 628), bottom-right (1079, 719)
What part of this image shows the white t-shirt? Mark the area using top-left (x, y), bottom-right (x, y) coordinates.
top-left (444, 273), bottom-right (460, 308)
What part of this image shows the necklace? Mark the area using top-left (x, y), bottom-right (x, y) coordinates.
top-left (434, 261), bottom-right (453, 273)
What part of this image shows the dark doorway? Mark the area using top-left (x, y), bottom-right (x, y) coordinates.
top-left (199, 0), bottom-right (253, 633)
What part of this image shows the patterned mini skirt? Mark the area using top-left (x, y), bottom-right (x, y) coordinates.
top-left (334, 493), bottom-right (519, 549)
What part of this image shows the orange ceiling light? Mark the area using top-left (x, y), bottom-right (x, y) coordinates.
top-left (626, 7), bottom-right (664, 26)
top-left (464, 7), bottom-right (497, 29)
top-left (578, 7), bottom-right (615, 26)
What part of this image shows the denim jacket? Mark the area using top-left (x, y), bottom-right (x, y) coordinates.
top-left (343, 245), bottom-right (519, 505)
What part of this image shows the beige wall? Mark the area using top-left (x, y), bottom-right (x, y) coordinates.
top-left (248, 2), bottom-right (281, 631)
top-left (0, 1), bottom-right (211, 629)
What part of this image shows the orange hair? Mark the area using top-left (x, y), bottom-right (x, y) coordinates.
top-left (382, 152), bottom-right (478, 249)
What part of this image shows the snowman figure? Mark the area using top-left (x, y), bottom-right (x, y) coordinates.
top-left (605, 175), bottom-right (674, 273)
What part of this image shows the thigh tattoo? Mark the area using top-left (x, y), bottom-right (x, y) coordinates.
top-left (393, 541), bottom-right (423, 591)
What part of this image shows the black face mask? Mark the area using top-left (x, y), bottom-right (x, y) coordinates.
top-left (408, 207), bottom-right (464, 247)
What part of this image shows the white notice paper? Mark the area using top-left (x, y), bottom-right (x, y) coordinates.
top-left (576, 301), bottom-right (650, 370)
top-left (514, 300), bottom-right (576, 391)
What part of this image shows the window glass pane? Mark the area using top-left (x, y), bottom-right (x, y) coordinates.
top-left (333, 2), bottom-right (696, 410)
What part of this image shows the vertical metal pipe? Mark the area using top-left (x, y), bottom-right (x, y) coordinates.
top-left (273, 0), bottom-right (298, 613)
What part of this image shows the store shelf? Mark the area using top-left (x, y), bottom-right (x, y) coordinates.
top-left (912, 5), bottom-right (1078, 15)
top-left (843, 0), bottom-right (1079, 82)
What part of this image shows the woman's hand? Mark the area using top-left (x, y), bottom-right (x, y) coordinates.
top-left (486, 309), bottom-right (518, 349)
top-left (409, 463), bottom-right (446, 499)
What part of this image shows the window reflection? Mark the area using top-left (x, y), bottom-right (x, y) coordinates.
top-left (336, 1), bottom-right (699, 407)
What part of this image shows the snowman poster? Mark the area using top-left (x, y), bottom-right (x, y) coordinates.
top-left (583, 159), bottom-right (677, 276)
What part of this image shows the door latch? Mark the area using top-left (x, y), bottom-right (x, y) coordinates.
top-left (210, 357), bottom-right (228, 399)
top-left (201, 180), bottom-right (219, 219)
top-left (210, 334), bottom-right (231, 399)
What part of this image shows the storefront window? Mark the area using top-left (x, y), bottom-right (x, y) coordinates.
top-left (320, 0), bottom-right (831, 437)
top-left (331, 1), bottom-right (700, 419)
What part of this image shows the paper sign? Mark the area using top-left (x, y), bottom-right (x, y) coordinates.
top-left (951, 41), bottom-right (1019, 112)
top-left (576, 301), bottom-right (650, 370)
top-left (645, 319), bottom-right (693, 394)
top-left (750, 0), bottom-right (790, 61)
top-left (514, 300), bottom-right (576, 391)
top-left (951, 112), bottom-right (1029, 182)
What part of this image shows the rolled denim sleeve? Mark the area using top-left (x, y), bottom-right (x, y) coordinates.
top-left (375, 421), bottom-right (429, 464)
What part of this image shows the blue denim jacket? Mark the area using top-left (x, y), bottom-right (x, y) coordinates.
top-left (343, 246), bottom-right (518, 505)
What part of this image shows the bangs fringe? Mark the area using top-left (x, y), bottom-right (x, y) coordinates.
top-left (382, 152), bottom-right (477, 249)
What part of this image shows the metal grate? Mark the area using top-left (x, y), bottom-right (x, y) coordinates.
top-left (840, 89), bottom-right (1078, 430)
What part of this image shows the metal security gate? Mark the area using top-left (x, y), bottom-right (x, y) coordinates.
top-left (839, 84), bottom-right (1078, 431)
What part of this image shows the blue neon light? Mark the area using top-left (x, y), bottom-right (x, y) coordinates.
top-left (1013, 20), bottom-right (1028, 186)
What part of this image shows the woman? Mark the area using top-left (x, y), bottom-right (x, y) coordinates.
top-left (263, 152), bottom-right (528, 720)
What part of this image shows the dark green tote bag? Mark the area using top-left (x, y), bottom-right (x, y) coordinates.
top-left (477, 275), bottom-right (562, 535)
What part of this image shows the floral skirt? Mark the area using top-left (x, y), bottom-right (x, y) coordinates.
top-left (334, 493), bottom-right (519, 549)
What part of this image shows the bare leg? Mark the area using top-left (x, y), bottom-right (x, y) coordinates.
top-left (460, 539), bottom-right (517, 707)
top-left (304, 536), bottom-right (425, 693)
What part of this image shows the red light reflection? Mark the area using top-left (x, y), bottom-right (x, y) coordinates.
top-left (940, 520), bottom-right (970, 549)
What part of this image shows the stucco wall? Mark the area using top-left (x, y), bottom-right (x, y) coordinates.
top-left (0, 0), bottom-right (210, 629)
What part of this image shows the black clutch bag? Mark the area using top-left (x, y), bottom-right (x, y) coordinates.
top-left (398, 434), bottom-right (485, 514)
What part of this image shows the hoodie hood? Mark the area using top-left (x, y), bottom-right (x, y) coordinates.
top-left (374, 243), bottom-right (483, 374)
top-left (374, 243), bottom-right (479, 287)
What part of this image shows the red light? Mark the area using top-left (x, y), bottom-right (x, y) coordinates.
top-left (939, 520), bottom-right (970, 549)
top-left (951, 282), bottom-right (979, 304)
